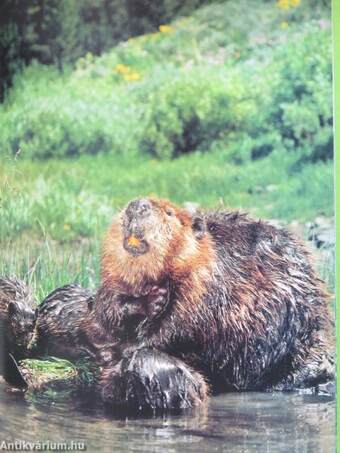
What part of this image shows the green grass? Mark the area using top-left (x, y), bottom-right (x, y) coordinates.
top-left (21, 357), bottom-right (77, 380)
top-left (1, 151), bottom-right (334, 243)
top-left (0, 150), bottom-right (334, 300)
top-left (21, 357), bottom-right (96, 400)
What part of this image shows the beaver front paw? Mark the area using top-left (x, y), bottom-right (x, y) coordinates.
top-left (146, 285), bottom-right (169, 318)
top-left (99, 348), bottom-right (208, 413)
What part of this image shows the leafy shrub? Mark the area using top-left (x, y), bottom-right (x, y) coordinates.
top-left (0, 64), bottom-right (143, 159)
top-left (245, 22), bottom-right (333, 163)
top-left (1, 101), bottom-right (113, 159)
top-left (138, 68), bottom-right (253, 159)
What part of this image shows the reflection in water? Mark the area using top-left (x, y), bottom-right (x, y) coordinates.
top-left (0, 379), bottom-right (335, 453)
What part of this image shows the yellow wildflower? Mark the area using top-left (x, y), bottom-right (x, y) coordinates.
top-left (277, 0), bottom-right (301, 8)
top-left (277, 0), bottom-right (290, 9)
top-left (63, 224), bottom-right (70, 231)
top-left (124, 71), bottom-right (141, 82)
top-left (280, 21), bottom-right (289, 29)
top-left (115, 63), bottom-right (130, 74)
top-left (159, 25), bottom-right (174, 33)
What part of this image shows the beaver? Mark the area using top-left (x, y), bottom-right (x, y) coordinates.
top-left (0, 277), bottom-right (37, 386)
top-left (86, 197), bottom-right (334, 401)
top-left (31, 284), bottom-right (95, 361)
top-left (0, 276), bottom-right (37, 359)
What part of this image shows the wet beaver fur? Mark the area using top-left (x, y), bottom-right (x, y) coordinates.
top-left (99, 347), bottom-right (208, 412)
top-left (0, 280), bottom-right (94, 362)
top-left (0, 278), bottom-right (206, 411)
top-left (84, 197), bottom-right (334, 406)
top-left (32, 284), bottom-right (94, 361)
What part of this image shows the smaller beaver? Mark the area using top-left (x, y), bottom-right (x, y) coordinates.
top-left (23, 278), bottom-right (199, 412)
top-left (0, 276), bottom-right (37, 360)
top-left (0, 277), bottom-right (37, 386)
top-left (32, 284), bottom-right (95, 361)
top-left (29, 281), bottom-right (168, 367)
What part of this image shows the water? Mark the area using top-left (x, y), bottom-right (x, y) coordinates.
top-left (0, 379), bottom-right (335, 453)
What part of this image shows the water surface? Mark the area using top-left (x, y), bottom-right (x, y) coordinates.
top-left (0, 380), bottom-right (335, 453)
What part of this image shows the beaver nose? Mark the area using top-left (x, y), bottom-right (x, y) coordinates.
top-left (127, 198), bottom-right (152, 219)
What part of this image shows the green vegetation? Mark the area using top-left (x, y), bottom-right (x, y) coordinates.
top-left (0, 0), bottom-right (334, 299)
top-left (20, 357), bottom-right (95, 399)
top-left (21, 357), bottom-right (77, 382)
top-left (0, 0), bottom-right (332, 161)
top-left (0, 0), bottom-right (215, 98)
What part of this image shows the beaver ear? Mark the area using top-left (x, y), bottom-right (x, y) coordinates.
top-left (192, 216), bottom-right (206, 240)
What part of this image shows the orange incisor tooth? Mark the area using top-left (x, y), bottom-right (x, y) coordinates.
top-left (128, 236), bottom-right (141, 247)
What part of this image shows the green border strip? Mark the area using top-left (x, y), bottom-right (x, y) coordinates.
top-left (334, 0), bottom-right (340, 449)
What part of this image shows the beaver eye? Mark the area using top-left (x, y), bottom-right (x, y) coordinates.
top-left (192, 216), bottom-right (206, 239)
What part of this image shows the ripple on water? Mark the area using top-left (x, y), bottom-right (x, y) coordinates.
top-left (0, 381), bottom-right (335, 453)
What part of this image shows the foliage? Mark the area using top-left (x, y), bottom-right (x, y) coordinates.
top-left (245, 23), bottom-right (333, 163)
top-left (0, 62), bottom-right (143, 158)
top-left (0, 0), bottom-right (332, 163)
top-left (139, 68), bottom-right (252, 159)
top-left (21, 357), bottom-right (77, 380)
top-left (0, 0), bottom-right (62, 98)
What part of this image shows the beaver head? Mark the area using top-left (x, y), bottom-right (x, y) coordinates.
top-left (121, 198), bottom-right (206, 257)
top-left (7, 301), bottom-right (37, 354)
top-left (101, 198), bottom-right (212, 296)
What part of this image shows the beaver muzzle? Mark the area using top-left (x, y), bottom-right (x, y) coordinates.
top-left (123, 234), bottom-right (149, 256)
top-left (123, 198), bottom-right (152, 256)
